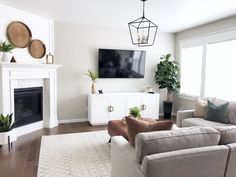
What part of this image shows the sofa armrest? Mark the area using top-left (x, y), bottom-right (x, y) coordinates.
top-left (141, 145), bottom-right (229, 177)
top-left (225, 143), bottom-right (236, 177)
top-left (176, 110), bottom-right (194, 127)
top-left (111, 136), bottom-right (145, 177)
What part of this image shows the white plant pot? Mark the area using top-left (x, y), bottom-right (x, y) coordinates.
top-left (0, 129), bottom-right (17, 145)
top-left (1, 52), bottom-right (11, 62)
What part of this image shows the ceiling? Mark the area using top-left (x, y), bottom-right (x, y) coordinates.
top-left (0, 0), bottom-right (236, 32)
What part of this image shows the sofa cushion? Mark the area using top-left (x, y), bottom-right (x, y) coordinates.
top-left (213, 99), bottom-right (236, 125)
top-left (214, 126), bottom-right (236, 145)
top-left (125, 117), bottom-right (173, 147)
top-left (182, 118), bottom-right (230, 127)
top-left (205, 100), bottom-right (229, 124)
top-left (141, 146), bottom-right (229, 177)
top-left (135, 127), bottom-right (220, 164)
top-left (227, 102), bottom-right (236, 124)
top-left (194, 97), bottom-right (216, 118)
top-left (225, 143), bottom-right (236, 177)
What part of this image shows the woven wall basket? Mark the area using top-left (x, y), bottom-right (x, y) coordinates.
top-left (29, 39), bottom-right (46, 59)
top-left (7, 21), bottom-right (32, 48)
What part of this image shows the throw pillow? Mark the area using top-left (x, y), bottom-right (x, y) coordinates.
top-left (125, 116), bottom-right (173, 147)
top-left (194, 97), bottom-right (207, 118)
top-left (194, 97), bottom-right (216, 118)
top-left (205, 100), bottom-right (229, 124)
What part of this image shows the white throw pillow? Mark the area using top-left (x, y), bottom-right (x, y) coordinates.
top-left (194, 97), bottom-right (216, 118)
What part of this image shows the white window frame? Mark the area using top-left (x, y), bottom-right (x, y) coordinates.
top-left (178, 29), bottom-right (236, 100)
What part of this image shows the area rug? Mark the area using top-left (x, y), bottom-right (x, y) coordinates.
top-left (37, 130), bottom-right (111, 177)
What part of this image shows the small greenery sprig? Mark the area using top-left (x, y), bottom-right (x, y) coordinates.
top-left (129, 107), bottom-right (141, 119)
top-left (0, 113), bottom-right (15, 132)
top-left (0, 41), bottom-right (15, 53)
top-left (85, 69), bottom-right (98, 82)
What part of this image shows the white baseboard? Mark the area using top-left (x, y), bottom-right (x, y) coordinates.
top-left (58, 118), bottom-right (88, 124)
top-left (58, 113), bottom-right (177, 124)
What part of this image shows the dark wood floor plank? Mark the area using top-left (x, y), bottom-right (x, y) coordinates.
top-left (0, 122), bottom-right (107, 177)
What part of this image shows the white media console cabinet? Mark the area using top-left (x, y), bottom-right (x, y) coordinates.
top-left (88, 92), bottom-right (159, 125)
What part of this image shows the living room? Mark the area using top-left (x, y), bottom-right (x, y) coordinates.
top-left (0, 0), bottom-right (236, 177)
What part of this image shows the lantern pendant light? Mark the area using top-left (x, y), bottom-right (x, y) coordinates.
top-left (128, 0), bottom-right (158, 47)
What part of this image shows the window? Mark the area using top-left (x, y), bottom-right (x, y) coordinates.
top-left (180, 46), bottom-right (203, 96)
top-left (179, 30), bottom-right (236, 101)
top-left (205, 40), bottom-right (236, 101)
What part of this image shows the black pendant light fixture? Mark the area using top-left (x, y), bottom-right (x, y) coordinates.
top-left (128, 0), bottom-right (158, 47)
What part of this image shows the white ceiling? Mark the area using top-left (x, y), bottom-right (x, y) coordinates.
top-left (0, 0), bottom-right (236, 32)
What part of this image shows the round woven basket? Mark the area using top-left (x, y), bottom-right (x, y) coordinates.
top-left (7, 21), bottom-right (32, 48)
top-left (28, 39), bottom-right (46, 59)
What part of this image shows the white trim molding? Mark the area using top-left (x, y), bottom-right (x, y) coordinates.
top-left (58, 118), bottom-right (88, 124)
top-left (0, 62), bottom-right (61, 137)
top-left (178, 29), bottom-right (236, 99)
top-left (58, 114), bottom-right (177, 124)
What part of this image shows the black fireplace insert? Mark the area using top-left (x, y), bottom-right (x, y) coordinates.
top-left (14, 87), bottom-right (43, 127)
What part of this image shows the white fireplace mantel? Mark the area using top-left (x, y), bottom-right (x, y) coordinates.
top-left (0, 62), bottom-right (61, 136)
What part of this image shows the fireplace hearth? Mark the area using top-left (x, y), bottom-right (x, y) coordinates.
top-left (14, 87), bottom-right (43, 127)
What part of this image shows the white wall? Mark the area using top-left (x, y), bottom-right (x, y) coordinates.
top-left (0, 4), bottom-right (53, 64)
top-left (55, 22), bottom-right (175, 121)
top-left (174, 15), bottom-right (236, 112)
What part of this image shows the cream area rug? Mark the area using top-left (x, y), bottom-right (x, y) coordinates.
top-left (37, 130), bottom-right (111, 177)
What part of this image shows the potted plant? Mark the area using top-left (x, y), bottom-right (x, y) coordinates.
top-left (0, 41), bottom-right (15, 62)
top-left (0, 113), bottom-right (17, 145)
top-left (129, 106), bottom-right (141, 119)
top-left (155, 54), bottom-right (181, 119)
top-left (85, 69), bottom-right (98, 94)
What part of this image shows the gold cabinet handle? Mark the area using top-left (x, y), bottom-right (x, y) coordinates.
top-left (141, 104), bottom-right (146, 110)
top-left (111, 106), bottom-right (114, 112)
top-left (108, 106), bottom-right (114, 112)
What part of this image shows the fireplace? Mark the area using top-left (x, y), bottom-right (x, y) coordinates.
top-left (14, 87), bottom-right (43, 127)
top-left (0, 63), bottom-right (61, 136)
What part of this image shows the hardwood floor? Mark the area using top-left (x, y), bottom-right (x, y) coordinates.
top-left (0, 122), bottom-right (107, 177)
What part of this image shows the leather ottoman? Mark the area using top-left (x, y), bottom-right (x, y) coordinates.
top-left (107, 118), bottom-right (157, 143)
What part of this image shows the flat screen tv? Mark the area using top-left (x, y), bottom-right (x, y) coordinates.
top-left (98, 49), bottom-right (146, 78)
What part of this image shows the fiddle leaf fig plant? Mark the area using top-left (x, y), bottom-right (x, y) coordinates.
top-left (155, 54), bottom-right (181, 102)
top-left (129, 106), bottom-right (141, 119)
top-left (0, 113), bottom-right (15, 132)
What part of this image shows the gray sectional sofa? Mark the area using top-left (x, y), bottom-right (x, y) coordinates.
top-left (111, 126), bottom-right (236, 177)
top-left (176, 101), bottom-right (236, 128)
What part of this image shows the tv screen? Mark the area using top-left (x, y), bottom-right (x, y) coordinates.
top-left (98, 49), bottom-right (146, 78)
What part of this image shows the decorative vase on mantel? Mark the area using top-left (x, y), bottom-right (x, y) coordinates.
top-left (0, 41), bottom-right (15, 62)
top-left (91, 82), bottom-right (96, 94)
top-left (1, 52), bottom-right (10, 62)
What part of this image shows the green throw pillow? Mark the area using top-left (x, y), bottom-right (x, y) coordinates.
top-left (205, 100), bottom-right (229, 124)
